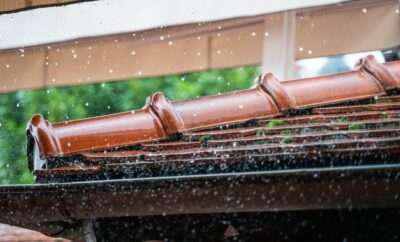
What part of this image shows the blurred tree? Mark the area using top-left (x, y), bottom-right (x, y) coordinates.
top-left (0, 66), bottom-right (259, 184)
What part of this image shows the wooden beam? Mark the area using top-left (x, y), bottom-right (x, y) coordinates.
top-left (0, 0), bottom-right (399, 93)
top-left (262, 11), bottom-right (297, 80)
top-left (296, 1), bottom-right (400, 59)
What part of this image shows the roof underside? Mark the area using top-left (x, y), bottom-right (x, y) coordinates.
top-left (0, 0), bottom-right (349, 50)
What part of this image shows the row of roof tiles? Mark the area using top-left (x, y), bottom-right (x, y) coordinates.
top-left (24, 57), bottom-right (400, 179)
top-left (27, 55), bottom-right (400, 176)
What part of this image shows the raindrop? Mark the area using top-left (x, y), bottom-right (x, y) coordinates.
top-left (216, 50), bottom-right (221, 55)
top-left (308, 50), bottom-right (313, 55)
top-left (108, 69), bottom-right (114, 73)
top-left (138, 71), bottom-right (143, 76)
top-left (5, 64), bottom-right (10, 69)
top-left (85, 102), bottom-right (89, 107)
top-left (159, 36), bottom-right (165, 40)
top-left (238, 104), bottom-right (244, 109)
top-left (131, 50), bottom-right (136, 55)
top-left (251, 32), bottom-right (257, 36)
top-left (396, 8), bottom-right (399, 14)
top-left (67, 142), bottom-right (71, 147)
top-left (51, 78), bottom-right (56, 83)
top-left (362, 8), bottom-right (367, 13)
top-left (168, 41), bottom-right (173, 46)
top-left (72, 53), bottom-right (78, 59)
top-left (264, 32), bottom-right (269, 37)
top-left (107, 105), bottom-right (111, 110)
top-left (196, 52), bottom-right (201, 56)
top-left (298, 47), bottom-right (304, 52)
top-left (16, 103), bottom-right (20, 108)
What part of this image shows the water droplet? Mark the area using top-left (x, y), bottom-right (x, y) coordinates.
top-left (72, 53), bottom-right (78, 59)
top-left (108, 69), bottom-right (113, 73)
top-left (251, 32), bottom-right (256, 36)
top-left (308, 50), bottom-right (313, 55)
top-left (197, 52), bottom-right (201, 56)
top-left (5, 64), bottom-right (10, 69)
top-left (131, 50), bottom-right (136, 55)
top-left (85, 102), bottom-right (89, 107)
top-left (362, 8), bottom-right (367, 13)
top-left (168, 41), bottom-right (173, 46)
top-left (216, 50), bottom-right (221, 55)
top-left (159, 36), bottom-right (165, 40)
top-left (51, 78), bottom-right (56, 83)
top-left (264, 32), bottom-right (269, 37)
top-left (67, 142), bottom-right (71, 147)
top-left (396, 8), bottom-right (399, 14)
top-left (298, 47), bottom-right (304, 52)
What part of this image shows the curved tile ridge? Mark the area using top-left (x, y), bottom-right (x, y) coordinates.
top-left (27, 56), bottom-right (400, 167)
top-left (260, 55), bottom-right (391, 110)
top-left (147, 92), bottom-right (184, 135)
top-left (357, 55), bottom-right (400, 90)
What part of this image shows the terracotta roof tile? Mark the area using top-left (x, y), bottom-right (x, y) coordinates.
top-left (27, 55), bottom-right (400, 180)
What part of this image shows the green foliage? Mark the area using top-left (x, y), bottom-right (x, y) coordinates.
top-left (0, 66), bottom-right (259, 184)
top-left (281, 135), bottom-right (294, 144)
top-left (199, 135), bottom-right (211, 146)
top-left (348, 123), bottom-right (366, 130)
top-left (335, 117), bottom-right (348, 123)
top-left (266, 119), bottom-right (287, 128)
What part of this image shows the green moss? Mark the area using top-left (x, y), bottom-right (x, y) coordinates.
top-left (281, 136), bottom-right (294, 144)
top-left (199, 135), bottom-right (211, 146)
top-left (266, 119), bottom-right (287, 128)
top-left (381, 112), bottom-right (389, 119)
top-left (336, 117), bottom-right (348, 123)
top-left (280, 129), bottom-right (292, 136)
top-left (348, 123), bottom-right (366, 130)
top-left (256, 129), bottom-right (266, 137)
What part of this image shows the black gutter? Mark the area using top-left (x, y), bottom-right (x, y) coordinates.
top-left (0, 163), bottom-right (400, 225)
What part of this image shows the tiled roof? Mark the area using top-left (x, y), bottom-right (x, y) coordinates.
top-left (27, 55), bottom-right (400, 182)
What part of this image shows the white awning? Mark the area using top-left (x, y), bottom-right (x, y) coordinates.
top-left (0, 0), bottom-right (348, 50)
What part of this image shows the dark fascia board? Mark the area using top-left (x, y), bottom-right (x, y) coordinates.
top-left (0, 163), bottom-right (400, 226)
